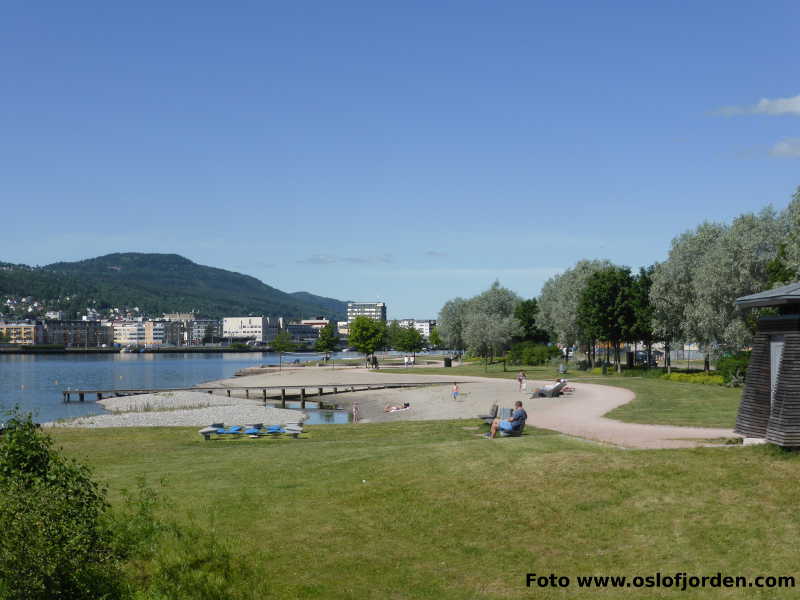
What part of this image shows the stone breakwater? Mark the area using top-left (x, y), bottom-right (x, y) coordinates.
top-left (46, 390), bottom-right (304, 429)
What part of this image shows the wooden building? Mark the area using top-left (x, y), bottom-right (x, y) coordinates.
top-left (735, 282), bottom-right (800, 446)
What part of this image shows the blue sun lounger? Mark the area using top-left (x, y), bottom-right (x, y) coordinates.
top-left (216, 425), bottom-right (243, 435)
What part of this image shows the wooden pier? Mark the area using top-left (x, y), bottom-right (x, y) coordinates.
top-left (62, 381), bottom-right (460, 409)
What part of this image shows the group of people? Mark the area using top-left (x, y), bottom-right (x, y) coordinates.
top-left (402, 355), bottom-right (416, 368)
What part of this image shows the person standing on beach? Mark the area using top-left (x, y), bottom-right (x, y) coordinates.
top-left (352, 401), bottom-right (360, 424)
top-left (521, 371), bottom-right (528, 393)
top-left (517, 371), bottom-right (524, 392)
top-left (452, 383), bottom-right (460, 401)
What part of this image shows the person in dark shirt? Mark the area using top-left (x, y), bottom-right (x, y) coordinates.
top-left (487, 400), bottom-right (527, 438)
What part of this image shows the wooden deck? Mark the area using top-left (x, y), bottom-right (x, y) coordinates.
top-left (62, 381), bottom-right (460, 408)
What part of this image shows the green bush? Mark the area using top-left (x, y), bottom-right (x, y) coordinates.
top-left (716, 352), bottom-right (750, 384)
top-left (660, 372), bottom-right (724, 385)
top-left (0, 411), bottom-right (258, 600)
top-left (508, 342), bottom-right (561, 366)
top-left (0, 411), bottom-right (125, 599)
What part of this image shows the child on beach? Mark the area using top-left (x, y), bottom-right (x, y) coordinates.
top-left (452, 383), bottom-right (460, 401)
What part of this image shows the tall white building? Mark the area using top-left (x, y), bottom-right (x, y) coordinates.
top-left (347, 302), bottom-right (387, 323)
top-left (223, 317), bottom-right (269, 342)
top-left (397, 319), bottom-right (436, 339)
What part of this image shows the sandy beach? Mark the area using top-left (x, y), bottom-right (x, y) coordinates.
top-left (47, 365), bottom-right (737, 448)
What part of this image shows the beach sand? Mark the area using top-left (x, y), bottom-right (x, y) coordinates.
top-left (48, 366), bottom-right (737, 448)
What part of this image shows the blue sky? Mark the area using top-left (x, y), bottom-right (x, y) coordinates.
top-left (2, 1), bottom-right (799, 318)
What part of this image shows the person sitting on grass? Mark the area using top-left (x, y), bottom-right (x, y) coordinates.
top-left (487, 400), bottom-right (527, 438)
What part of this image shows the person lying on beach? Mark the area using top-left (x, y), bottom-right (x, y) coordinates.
top-left (384, 402), bottom-right (411, 412)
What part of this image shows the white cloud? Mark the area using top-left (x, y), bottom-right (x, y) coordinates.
top-left (297, 254), bottom-right (337, 265)
top-left (770, 138), bottom-right (800, 158)
top-left (298, 253), bottom-right (394, 265)
top-left (715, 93), bottom-right (800, 116)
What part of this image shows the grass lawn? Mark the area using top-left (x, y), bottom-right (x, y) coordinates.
top-left (383, 364), bottom-right (741, 429)
top-left (53, 422), bottom-right (800, 599)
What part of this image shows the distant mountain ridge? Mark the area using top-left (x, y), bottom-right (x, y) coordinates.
top-left (0, 253), bottom-right (347, 320)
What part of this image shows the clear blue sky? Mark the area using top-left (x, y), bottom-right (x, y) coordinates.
top-left (2, 1), bottom-right (799, 319)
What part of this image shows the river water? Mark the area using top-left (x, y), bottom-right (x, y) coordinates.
top-left (0, 352), bottom-right (360, 424)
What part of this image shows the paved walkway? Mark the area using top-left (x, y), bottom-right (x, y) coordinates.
top-left (219, 366), bottom-right (737, 449)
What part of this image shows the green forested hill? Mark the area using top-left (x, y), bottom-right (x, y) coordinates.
top-left (0, 253), bottom-right (346, 319)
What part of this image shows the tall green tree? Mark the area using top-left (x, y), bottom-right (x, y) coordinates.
top-left (630, 266), bottom-right (655, 366)
top-left (348, 316), bottom-right (387, 365)
top-left (385, 320), bottom-right (403, 349)
top-left (271, 329), bottom-right (295, 371)
top-left (314, 322), bottom-right (339, 365)
top-left (577, 267), bottom-right (635, 372)
top-left (538, 259), bottom-right (613, 356)
top-left (395, 326), bottom-right (425, 358)
top-left (428, 326), bottom-right (442, 349)
top-left (513, 298), bottom-right (549, 343)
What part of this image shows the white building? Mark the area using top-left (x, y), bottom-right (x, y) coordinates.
top-left (347, 302), bottom-right (387, 323)
top-left (397, 319), bottom-right (436, 339)
top-left (336, 321), bottom-right (349, 336)
top-left (223, 317), bottom-right (269, 343)
top-left (300, 318), bottom-right (330, 330)
top-left (113, 322), bottom-right (146, 346)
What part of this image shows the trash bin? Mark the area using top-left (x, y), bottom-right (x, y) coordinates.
top-left (443, 357), bottom-right (452, 368)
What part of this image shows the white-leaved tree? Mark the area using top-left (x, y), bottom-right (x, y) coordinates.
top-left (437, 281), bottom-right (521, 368)
top-left (537, 259), bottom-right (613, 352)
top-left (437, 297), bottom-right (468, 351)
top-left (690, 208), bottom-right (784, 352)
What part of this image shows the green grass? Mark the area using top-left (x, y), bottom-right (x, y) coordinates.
top-left (597, 378), bottom-right (739, 428)
top-left (384, 364), bottom-right (741, 429)
top-left (52, 423), bottom-right (800, 599)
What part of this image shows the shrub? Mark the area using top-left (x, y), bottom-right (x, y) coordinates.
top-left (0, 410), bottom-right (125, 599)
top-left (508, 342), bottom-right (561, 366)
top-left (660, 372), bottom-right (724, 385)
top-left (716, 352), bottom-right (750, 385)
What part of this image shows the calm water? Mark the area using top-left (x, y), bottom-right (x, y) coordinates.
top-left (0, 352), bottom-right (357, 424)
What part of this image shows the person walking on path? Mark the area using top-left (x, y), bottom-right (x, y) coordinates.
top-left (521, 371), bottom-right (528, 393)
top-left (517, 371), bottom-right (525, 392)
top-left (452, 383), bottom-right (460, 401)
top-left (403, 356), bottom-right (409, 368)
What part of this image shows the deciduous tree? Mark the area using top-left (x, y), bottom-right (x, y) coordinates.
top-left (348, 316), bottom-right (387, 365)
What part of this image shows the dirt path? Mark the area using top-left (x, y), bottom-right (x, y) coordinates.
top-left (206, 366), bottom-right (736, 449)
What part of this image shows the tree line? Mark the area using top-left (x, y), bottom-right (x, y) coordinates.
top-left (436, 187), bottom-right (800, 370)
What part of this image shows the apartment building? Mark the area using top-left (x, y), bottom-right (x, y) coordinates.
top-left (113, 322), bottom-right (146, 346)
top-left (0, 322), bottom-right (44, 345)
top-left (397, 319), bottom-right (436, 339)
top-left (347, 302), bottom-right (387, 323)
top-left (188, 319), bottom-right (221, 344)
top-left (144, 321), bottom-right (182, 346)
top-left (44, 320), bottom-right (113, 347)
top-left (223, 317), bottom-right (269, 343)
